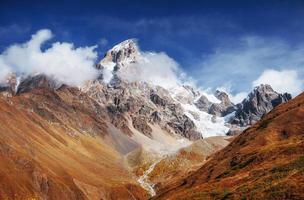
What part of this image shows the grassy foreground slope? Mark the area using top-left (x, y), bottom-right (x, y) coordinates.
top-left (155, 93), bottom-right (304, 200)
top-left (0, 87), bottom-right (147, 200)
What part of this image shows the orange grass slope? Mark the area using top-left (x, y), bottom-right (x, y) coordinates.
top-left (0, 87), bottom-right (147, 200)
top-left (155, 92), bottom-right (304, 200)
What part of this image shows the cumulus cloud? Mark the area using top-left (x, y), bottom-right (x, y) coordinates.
top-left (117, 52), bottom-right (182, 89)
top-left (252, 69), bottom-right (304, 96)
top-left (217, 68), bottom-right (304, 103)
top-left (0, 59), bottom-right (11, 85)
top-left (194, 36), bottom-right (304, 95)
top-left (114, 44), bottom-right (248, 103)
top-left (0, 29), bottom-right (99, 87)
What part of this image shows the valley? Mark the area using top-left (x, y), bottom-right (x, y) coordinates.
top-left (0, 38), bottom-right (301, 200)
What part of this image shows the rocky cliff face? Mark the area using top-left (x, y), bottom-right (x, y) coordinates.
top-left (83, 79), bottom-right (202, 141)
top-left (194, 94), bottom-right (213, 112)
top-left (100, 39), bottom-right (140, 66)
top-left (16, 75), bottom-right (61, 94)
top-left (209, 90), bottom-right (236, 116)
top-left (86, 39), bottom-right (226, 139)
top-left (95, 40), bottom-right (292, 138)
top-left (230, 84), bottom-right (291, 127)
top-left (195, 90), bottom-right (235, 117)
top-left (194, 84), bottom-right (292, 132)
top-left (97, 39), bottom-right (140, 82)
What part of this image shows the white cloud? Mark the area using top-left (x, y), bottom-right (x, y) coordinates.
top-left (114, 44), bottom-right (248, 103)
top-left (117, 52), bottom-right (182, 89)
top-left (229, 92), bottom-right (248, 104)
top-left (252, 69), bottom-right (304, 96)
top-left (0, 29), bottom-right (99, 87)
top-left (0, 59), bottom-right (11, 85)
top-left (194, 36), bottom-right (304, 94)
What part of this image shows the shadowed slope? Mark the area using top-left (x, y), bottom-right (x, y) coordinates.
top-left (155, 93), bottom-right (304, 200)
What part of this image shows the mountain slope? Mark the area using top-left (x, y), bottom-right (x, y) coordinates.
top-left (0, 85), bottom-right (233, 199)
top-left (154, 92), bottom-right (304, 200)
top-left (0, 39), bottom-right (297, 199)
top-left (0, 87), bottom-right (148, 200)
top-left (96, 39), bottom-right (230, 138)
top-left (95, 39), bottom-right (291, 138)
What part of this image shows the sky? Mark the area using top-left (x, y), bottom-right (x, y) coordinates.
top-left (0, 0), bottom-right (304, 99)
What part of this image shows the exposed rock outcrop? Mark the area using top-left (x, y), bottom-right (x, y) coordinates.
top-left (132, 116), bottom-right (152, 137)
top-left (83, 79), bottom-right (201, 140)
top-left (167, 114), bottom-right (201, 140)
top-left (103, 39), bottom-right (139, 65)
top-left (1, 74), bottom-right (61, 95)
top-left (97, 39), bottom-right (140, 74)
top-left (230, 84), bottom-right (291, 126)
top-left (83, 40), bottom-right (204, 140)
top-left (195, 90), bottom-right (235, 117)
top-left (194, 95), bottom-right (212, 112)
top-left (16, 74), bottom-right (61, 94)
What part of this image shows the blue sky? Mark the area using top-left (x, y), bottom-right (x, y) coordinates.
top-left (0, 0), bottom-right (304, 97)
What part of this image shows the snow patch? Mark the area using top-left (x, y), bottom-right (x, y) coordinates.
top-left (180, 103), bottom-right (229, 137)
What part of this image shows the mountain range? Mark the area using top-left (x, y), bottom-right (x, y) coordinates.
top-left (0, 39), bottom-right (301, 200)
top-left (155, 91), bottom-right (304, 200)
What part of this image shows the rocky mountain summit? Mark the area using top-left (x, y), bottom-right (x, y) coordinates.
top-left (230, 84), bottom-right (292, 127)
top-left (90, 39), bottom-right (234, 139)
top-left (100, 39), bottom-right (140, 66)
top-left (195, 83), bottom-right (291, 131)
top-left (194, 89), bottom-right (235, 117)
top-left (96, 39), bottom-right (141, 82)
top-left (109, 41), bottom-right (291, 139)
top-left (1, 39), bottom-right (291, 141)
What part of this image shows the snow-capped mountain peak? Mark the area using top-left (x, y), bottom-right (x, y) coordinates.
top-left (94, 40), bottom-right (237, 138)
top-left (97, 39), bottom-right (143, 83)
top-left (99, 39), bottom-right (141, 67)
top-left (110, 39), bottom-right (139, 53)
